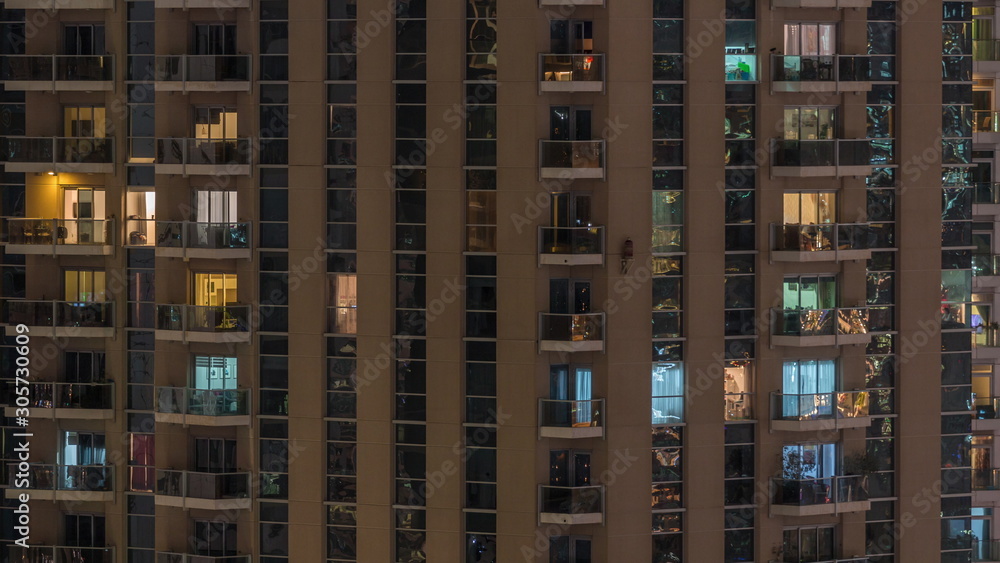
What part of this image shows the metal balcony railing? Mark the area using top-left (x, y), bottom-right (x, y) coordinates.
top-left (156, 470), bottom-right (251, 500)
top-left (973, 468), bottom-right (1000, 491)
top-left (154, 55), bottom-right (251, 84)
top-left (771, 475), bottom-right (869, 507)
top-left (538, 484), bottom-right (604, 517)
top-left (538, 398), bottom-right (604, 430)
top-left (2, 381), bottom-right (113, 410)
top-left (7, 463), bottom-right (113, 492)
top-left (771, 54), bottom-right (871, 84)
top-left (973, 539), bottom-right (1000, 562)
top-left (539, 53), bottom-right (605, 89)
top-left (155, 304), bottom-right (250, 333)
top-left (155, 387), bottom-right (250, 418)
top-left (975, 111), bottom-right (1000, 134)
top-left (1, 137), bottom-right (114, 167)
top-left (772, 307), bottom-right (870, 338)
top-left (1, 55), bottom-right (114, 83)
top-left (4, 300), bottom-right (113, 329)
top-left (771, 139), bottom-right (872, 168)
top-left (6, 545), bottom-right (115, 563)
top-left (156, 138), bottom-right (252, 168)
top-left (538, 226), bottom-right (605, 259)
top-left (772, 223), bottom-right (869, 253)
top-left (538, 312), bottom-right (605, 346)
top-left (155, 221), bottom-right (251, 251)
top-left (771, 391), bottom-right (870, 422)
top-left (5, 218), bottom-right (114, 248)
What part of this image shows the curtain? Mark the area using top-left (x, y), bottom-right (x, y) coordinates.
top-left (652, 363), bottom-right (684, 423)
top-left (782, 361), bottom-right (799, 418)
top-left (575, 367), bottom-right (592, 425)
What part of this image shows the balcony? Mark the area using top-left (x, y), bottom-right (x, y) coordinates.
top-left (771, 0), bottom-right (871, 6)
top-left (5, 463), bottom-right (113, 502)
top-left (155, 304), bottom-right (251, 343)
top-left (974, 329), bottom-right (1000, 361)
top-left (3, 0), bottom-right (114, 7)
top-left (770, 391), bottom-right (870, 432)
top-left (154, 55), bottom-right (252, 92)
top-left (538, 226), bottom-right (605, 266)
top-left (771, 55), bottom-right (871, 93)
top-left (154, 387), bottom-right (251, 426)
top-left (974, 468), bottom-right (1000, 503)
top-left (3, 300), bottom-right (114, 339)
top-left (539, 140), bottom-right (605, 180)
top-left (155, 0), bottom-right (251, 7)
top-left (772, 307), bottom-right (870, 347)
top-left (7, 546), bottom-right (115, 562)
top-left (155, 138), bottom-right (252, 177)
top-left (976, 40), bottom-right (1000, 62)
top-left (0, 137), bottom-right (114, 174)
top-left (770, 475), bottom-right (870, 516)
top-left (770, 139), bottom-right (872, 178)
top-left (538, 312), bottom-right (605, 353)
top-left (974, 183), bottom-right (1000, 216)
top-left (538, 398), bottom-right (604, 439)
top-left (725, 393), bottom-right (754, 421)
top-left (539, 54), bottom-right (605, 93)
top-left (975, 396), bottom-right (1000, 431)
top-left (538, 0), bottom-right (604, 5)
top-left (4, 218), bottom-right (115, 256)
top-left (974, 254), bottom-right (1000, 288)
top-left (974, 540), bottom-right (1000, 563)
top-left (155, 470), bottom-right (251, 510)
top-left (157, 555), bottom-right (251, 563)
top-left (771, 223), bottom-right (870, 262)
top-left (538, 484), bottom-right (604, 525)
top-left (1, 55), bottom-right (114, 92)
top-left (2, 381), bottom-right (114, 420)
top-left (155, 221), bottom-right (252, 260)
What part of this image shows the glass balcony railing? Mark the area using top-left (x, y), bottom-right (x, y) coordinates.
top-left (538, 312), bottom-right (605, 348)
top-left (7, 463), bottom-right (113, 493)
top-left (975, 40), bottom-right (1000, 61)
top-left (725, 393), bottom-right (754, 421)
top-left (126, 218), bottom-right (155, 246)
top-left (976, 396), bottom-right (1000, 420)
top-left (1, 55), bottom-right (114, 83)
top-left (538, 0), bottom-right (604, 5)
top-left (7, 545), bottom-right (115, 563)
top-left (974, 182), bottom-right (1000, 205)
top-left (156, 470), bottom-right (250, 500)
top-left (773, 307), bottom-right (870, 339)
top-left (771, 475), bottom-right (869, 507)
top-left (155, 304), bottom-right (250, 334)
top-left (974, 254), bottom-right (1000, 276)
top-left (975, 111), bottom-right (1000, 134)
top-left (772, 223), bottom-right (869, 254)
top-left (538, 226), bottom-right (604, 261)
top-left (539, 140), bottom-right (605, 177)
top-left (5, 218), bottom-right (113, 248)
top-left (1, 137), bottom-right (114, 168)
top-left (155, 222), bottom-right (251, 251)
top-left (539, 54), bottom-right (604, 90)
top-left (539, 398), bottom-right (604, 430)
top-left (156, 553), bottom-right (251, 563)
top-left (973, 468), bottom-right (1000, 491)
top-left (771, 139), bottom-right (872, 169)
top-left (4, 300), bottom-right (113, 330)
top-left (155, 387), bottom-right (250, 418)
top-left (538, 485), bottom-right (604, 517)
top-left (772, 54), bottom-right (871, 85)
top-left (771, 391), bottom-right (870, 422)
top-left (154, 55), bottom-right (251, 84)
top-left (973, 540), bottom-right (1000, 562)
top-left (156, 138), bottom-right (252, 169)
top-left (2, 381), bottom-right (113, 411)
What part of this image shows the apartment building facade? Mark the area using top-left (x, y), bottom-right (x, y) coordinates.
top-left (0, 0), bottom-right (972, 562)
